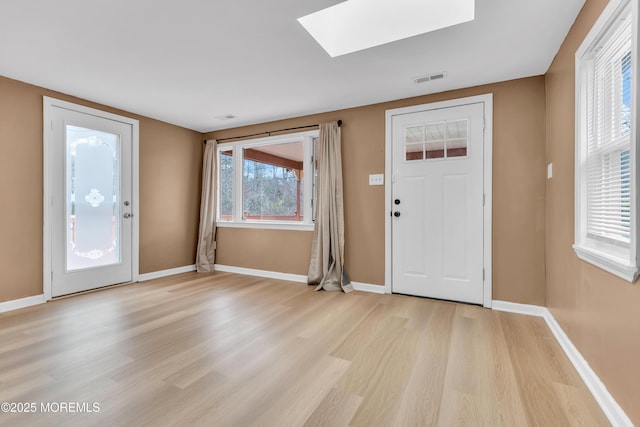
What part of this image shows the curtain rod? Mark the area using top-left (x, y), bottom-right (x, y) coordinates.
top-left (203, 120), bottom-right (342, 144)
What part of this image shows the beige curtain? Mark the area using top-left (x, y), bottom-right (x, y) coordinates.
top-left (196, 139), bottom-right (217, 272)
top-left (308, 122), bottom-right (353, 292)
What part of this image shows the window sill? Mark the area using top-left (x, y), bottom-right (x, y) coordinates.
top-left (573, 244), bottom-right (639, 282)
top-left (217, 221), bottom-right (314, 232)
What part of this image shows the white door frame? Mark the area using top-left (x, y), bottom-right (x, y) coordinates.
top-left (384, 94), bottom-right (493, 307)
top-left (43, 97), bottom-right (140, 301)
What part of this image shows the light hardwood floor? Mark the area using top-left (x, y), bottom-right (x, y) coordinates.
top-left (0, 272), bottom-right (609, 426)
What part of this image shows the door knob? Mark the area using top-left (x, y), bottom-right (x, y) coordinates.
top-left (394, 199), bottom-right (400, 205)
top-left (393, 211), bottom-right (401, 217)
top-left (123, 213), bottom-right (133, 219)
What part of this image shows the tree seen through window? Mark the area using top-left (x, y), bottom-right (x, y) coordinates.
top-left (242, 158), bottom-right (302, 220)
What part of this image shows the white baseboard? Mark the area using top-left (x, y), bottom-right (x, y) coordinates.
top-left (0, 294), bottom-right (46, 314)
top-left (138, 265), bottom-right (196, 282)
top-left (214, 264), bottom-right (307, 283)
top-left (492, 300), bottom-right (633, 427)
top-left (542, 309), bottom-right (633, 427)
top-left (351, 281), bottom-right (386, 294)
top-left (138, 264), bottom-right (386, 296)
top-left (213, 264), bottom-right (384, 294)
top-left (491, 300), bottom-right (548, 317)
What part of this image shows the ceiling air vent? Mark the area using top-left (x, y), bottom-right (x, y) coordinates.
top-left (414, 72), bottom-right (447, 84)
top-left (215, 114), bottom-right (237, 120)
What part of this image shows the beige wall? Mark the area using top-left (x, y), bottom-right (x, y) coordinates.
top-left (207, 77), bottom-right (548, 305)
top-left (138, 118), bottom-right (202, 274)
top-left (545, 0), bottom-right (640, 423)
top-left (0, 75), bottom-right (203, 303)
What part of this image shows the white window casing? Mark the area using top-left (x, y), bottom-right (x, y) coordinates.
top-left (216, 130), bottom-right (318, 231)
top-left (574, 0), bottom-right (639, 281)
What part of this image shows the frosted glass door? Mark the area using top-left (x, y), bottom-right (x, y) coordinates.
top-left (66, 125), bottom-right (121, 271)
top-left (48, 103), bottom-right (134, 297)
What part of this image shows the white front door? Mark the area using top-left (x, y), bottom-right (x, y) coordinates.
top-left (46, 100), bottom-right (136, 297)
top-left (391, 101), bottom-right (486, 304)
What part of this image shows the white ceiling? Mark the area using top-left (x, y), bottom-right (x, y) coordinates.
top-left (0, 0), bottom-right (585, 133)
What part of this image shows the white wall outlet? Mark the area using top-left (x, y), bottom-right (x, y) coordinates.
top-left (369, 174), bottom-right (384, 186)
top-left (547, 163), bottom-right (553, 179)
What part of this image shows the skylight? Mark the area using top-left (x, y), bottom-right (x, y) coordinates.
top-left (298, 0), bottom-right (475, 57)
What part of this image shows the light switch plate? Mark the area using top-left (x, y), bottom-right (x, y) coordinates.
top-left (547, 163), bottom-right (553, 179)
top-left (369, 174), bottom-right (384, 186)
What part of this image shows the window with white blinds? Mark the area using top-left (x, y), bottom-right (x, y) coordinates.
top-left (575, 0), bottom-right (638, 282)
top-left (586, 18), bottom-right (632, 245)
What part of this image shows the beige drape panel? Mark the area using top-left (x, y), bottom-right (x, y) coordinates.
top-left (308, 122), bottom-right (353, 292)
top-left (196, 139), bottom-right (217, 272)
